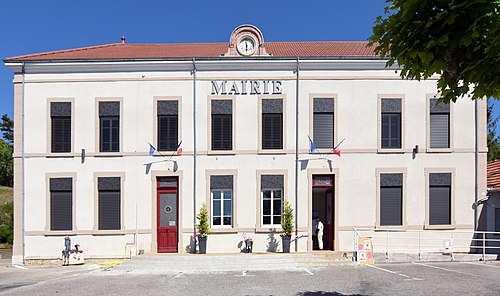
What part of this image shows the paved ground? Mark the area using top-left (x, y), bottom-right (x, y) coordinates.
top-left (1, 260), bottom-right (499, 295)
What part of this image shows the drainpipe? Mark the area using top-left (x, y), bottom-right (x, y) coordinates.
top-left (294, 58), bottom-right (299, 252)
top-left (474, 99), bottom-right (478, 231)
top-left (192, 58), bottom-right (197, 250)
top-left (21, 62), bottom-right (26, 264)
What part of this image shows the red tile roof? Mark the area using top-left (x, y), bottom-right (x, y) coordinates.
top-left (5, 41), bottom-right (378, 61)
top-left (487, 159), bottom-right (500, 191)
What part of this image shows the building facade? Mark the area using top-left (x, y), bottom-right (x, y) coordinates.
top-left (4, 25), bottom-right (487, 263)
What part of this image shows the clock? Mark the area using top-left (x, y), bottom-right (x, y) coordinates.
top-left (237, 36), bottom-right (256, 56)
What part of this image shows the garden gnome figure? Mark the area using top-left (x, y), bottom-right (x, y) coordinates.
top-left (63, 235), bottom-right (71, 266)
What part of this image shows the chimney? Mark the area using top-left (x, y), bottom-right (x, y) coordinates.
top-left (121, 36), bottom-right (126, 44)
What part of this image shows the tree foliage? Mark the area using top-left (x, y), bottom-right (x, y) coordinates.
top-left (195, 202), bottom-right (211, 237)
top-left (369, 0), bottom-right (500, 103)
top-left (0, 140), bottom-right (13, 187)
top-left (487, 99), bottom-right (500, 161)
top-left (0, 114), bottom-right (13, 145)
top-left (281, 200), bottom-right (294, 236)
top-left (0, 202), bottom-right (13, 244)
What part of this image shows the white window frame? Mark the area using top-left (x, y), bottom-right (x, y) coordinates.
top-left (211, 188), bottom-right (233, 228)
top-left (261, 188), bottom-right (283, 226)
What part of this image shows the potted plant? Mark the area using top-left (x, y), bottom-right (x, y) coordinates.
top-left (281, 200), bottom-right (294, 253)
top-left (195, 202), bottom-right (210, 254)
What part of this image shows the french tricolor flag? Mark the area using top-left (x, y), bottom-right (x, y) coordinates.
top-left (176, 141), bottom-right (182, 155)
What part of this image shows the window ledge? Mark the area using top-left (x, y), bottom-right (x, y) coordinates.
top-left (46, 154), bottom-right (75, 158)
top-left (43, 231), bottom-right (77, 236)
top-left (207, 150), bottom-right (236, 156)
top-left (209, 228), bottom-right (239, 234)
top-left (91, 230), bottom-right (127, 235)
top-left (255, 227), bottom-right (283, 233)
top-left (94, 153), bottom-right (124, 158)
top-left (424, 225), bottom-right (455, 230)
top-left (258, 150), bottom-right (286, 155)
top-left (377, 148), bottom-right (405, 154)
top-left (426, 148), bottom-right (453, 153)
top-left (374, 225), bottom-right (407, 231)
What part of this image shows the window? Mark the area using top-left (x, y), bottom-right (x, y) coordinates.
top-left (381, 98), bottom-right (401, 149)
top-left (313, 98), bottom-right (334, 149)
top-left (99, 101), bottom-right (120, 152)
top-left (496, 208), bottom-right (500, 232)
top-left (49, 178), bottom-right (72, 231)
top-left (262, 99), bottom-right (283, 150)
top-left (210, 175), bottom-right (233, 227)
top-left (430, 99), bottom-right (450, 149)
top-left (429, 173), bottom-right (451, 225)
top-left (98, 177), bottom-right (121, 230)
top-left (51, 102), bottom-right (71, 153)
top-left (211, 100), bottom-right (232, 151)
top-left (261, 175), bottom-right (284, 225)
top-left (380, 173), bottom-right (403, 226)
top-left (157, 100), bottom-right (178, 151)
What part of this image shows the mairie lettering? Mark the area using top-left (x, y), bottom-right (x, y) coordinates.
top-left (211, 80), bottom-right (282, 95)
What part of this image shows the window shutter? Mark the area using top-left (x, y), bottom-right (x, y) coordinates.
top-left (430, 114), bottom-right (449, 148)
top-left (51, 117), bottom-right (71, 153)
top-left (380, 187), bottom-right (402, 226)
top-left (261, 175), bottom-right (284, 190)
top-left (429, 186), bottom-right (451, 225)
top-left (158, 115), bottom-right (178, 151)
top-left (98, 177), bottom-right (121, 230)
top-left (98, 191), bottom-right (121, 230)
top-left (262, 113), bottom-right (283, 149)
top-left (210, 175), bottom-right (233, 189)
top-left (212, 114), bottom-right (232, 150)
top-left (313, 113), bottom-right (334, 148)
top-left (50, 178), bottom-right (72, 231)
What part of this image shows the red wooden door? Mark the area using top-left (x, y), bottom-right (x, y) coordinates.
top-left (157, 177), bottom-right (178, 253)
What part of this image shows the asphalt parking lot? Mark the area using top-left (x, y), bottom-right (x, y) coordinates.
top-left (1, 260), bottom-right (499, 295)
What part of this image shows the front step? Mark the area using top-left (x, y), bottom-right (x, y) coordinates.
top-left (115, 252), bottom-right (354, 272)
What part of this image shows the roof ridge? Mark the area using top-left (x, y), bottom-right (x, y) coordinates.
top-left (5, 43), bottom-right (121, 61)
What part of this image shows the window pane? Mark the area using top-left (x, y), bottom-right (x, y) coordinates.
top-left (213, 217), bottom-right (221, 226)
top-left (273, 199), bottom-right (281, 216)
top-left (263, 190), bottom-right (271, 199)
top-left (273, 216), bottom-right (281, 225)
top-left (273, 190), bottom-right (281, 199)
top-left (223, 217), bottom-right (231, 226)
top-left (263, 199), bottom-right (271, 215)
top-left (213, 200), bottom-right (221, 216)
top-left (223, 200), bottom-right (232, 216)
top-left (223, 190), bottom-right (232, 200)
top-left (213, 191), bottom-right (221, 200)
top-left (263, 216), bottom-right (271, 224)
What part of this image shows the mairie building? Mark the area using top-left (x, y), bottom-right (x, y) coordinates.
top-left (4, 25), bottom-right (487, 263)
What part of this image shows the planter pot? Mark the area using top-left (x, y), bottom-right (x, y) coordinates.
top-left (282, 235), bottom-right (291, 253)
top-left (198, 236), bottom-right (207, 254)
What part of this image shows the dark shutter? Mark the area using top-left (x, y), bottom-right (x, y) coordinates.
top-left (158, 115), bottom-right (178, 151)
top-left (380, 187), bottom-right (402, 226)
top-left (210, 175), bottom-right (233, 189)
top-left (430, 114), bottom-right (449, 148)
top-left (99, 101), bottom-right (120, 116)
top-left (262, 113), bottom-right (283, 149)
top-left (212, 114), bottom-right (232, 150)
top-left (51, 102), bottom-right (71, 153)
top-left (261, 175), bottom-right (284, 189)
top-left (380, 173), bottom-right (403, 226)
top-left (49, 178), bottom-right (72, 231)
top-left (429, 187), bottom-right (451, 225)
top-left (98, 177), bottom-right (121, 230)
top-left (313, 113), bottom-right (334, 148)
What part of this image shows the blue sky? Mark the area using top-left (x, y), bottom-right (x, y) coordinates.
top-left (1, 0), bottom-right (497, 125)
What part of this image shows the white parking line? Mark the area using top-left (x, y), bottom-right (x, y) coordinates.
top-left (235, 270), bottom-right (255, 277)
top-left (463, 262), bottom-right (500, 269)
top-left (412, 262), bottom-right (478, 277)
top-left (366, 264), bottom-right (422, 281)
top-left (302, 268), bottom-right (314, 276)
top-left (12, 265), bottom-right (28, 270)
top-left (173, 272), bottom-right (183, 278)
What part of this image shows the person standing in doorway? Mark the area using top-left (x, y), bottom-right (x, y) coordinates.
top-left (316, 218), bottom-right (324, 250)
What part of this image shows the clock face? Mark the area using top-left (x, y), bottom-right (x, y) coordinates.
top-left (237, 37), bottom-right (256, 56)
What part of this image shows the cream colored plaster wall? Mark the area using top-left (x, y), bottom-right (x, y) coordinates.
top-left (18, 68), bottom-right (483, 257)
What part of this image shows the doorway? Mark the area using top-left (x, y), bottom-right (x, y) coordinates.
top-left (157, 177), bottom-right (178, 253)
top-left (312, 175), bottom-right (334, 251)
